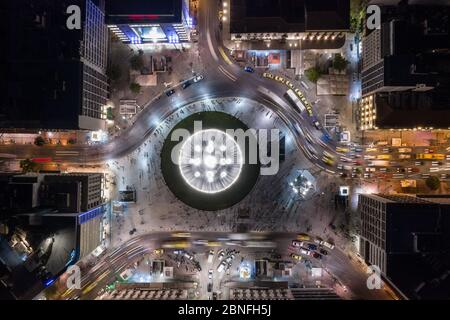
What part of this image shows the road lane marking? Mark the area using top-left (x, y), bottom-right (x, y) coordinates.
top-left (218, 46), bottom-right (233, 65)
top-left (218, 65), bottom-right (236, 82)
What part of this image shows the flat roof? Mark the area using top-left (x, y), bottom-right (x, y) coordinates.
top-left (230, 0), bottom-right (349, 34)
top-left (105, 0), bottom-right (183, 24)
top-left (0, 0), bottom-right (84, 130)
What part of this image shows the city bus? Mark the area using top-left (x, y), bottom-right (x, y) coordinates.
top-left (285, 89), bottom-right (306, 113)
top-left (416, 153), bottom-right (445, 161)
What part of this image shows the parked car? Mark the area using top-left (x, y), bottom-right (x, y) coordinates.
top-left (297, 234), bottom-right (311, 241)
top-left (300, 248), bottom-right (311, 256)
top-left (207, 250), bottom-right (214, 264)
top-left (208, 269), bottom-right (213, 279)
top-left (217, 249), bottom-right (225, 261)
top-left (312, 252), bottom-right (322, 260)
top-left (217, 260), bottom-right (227, 272)
top-left (290, 253), bottom-right (302, 261)
top-left (292, 240), bottom-right (302, 247)
top-left (320, 241), bottom-right (335, 250)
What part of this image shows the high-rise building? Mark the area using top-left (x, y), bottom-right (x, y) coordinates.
top-left (105, 0), bottom-right (191, 47)
top-left (41, 173), bottom-right (103, 212)
top-left (359, 2), bottom-right (450, 130)
top-left (0, 0), bottom-right (109, 131)
top-left (358, 194), bottom-right (450, 299)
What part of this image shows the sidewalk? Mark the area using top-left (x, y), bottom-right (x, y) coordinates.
top-left (107, 41), bottom-right (207, 136)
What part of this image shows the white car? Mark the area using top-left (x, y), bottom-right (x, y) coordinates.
top-left (320, 241), bottom-right (335, 250)
top-left (217, 250), bottom-right (225, 261)
top-left (184, 252), bottom-right (194, 260)
top-left (300, 248), bottom-right (311, 256)
top-left (292, 240), bottom-right (303, 247)
top-left (207, 250), bottom-right (214, 264)
top-left (225, 253), bottom-right (235, 263)
top-left (208, 269), bottom-right (213, 279)
top-left (217, 260), bottom-right (227, 273)
top-left (193, 75), bottom-right (204, 82)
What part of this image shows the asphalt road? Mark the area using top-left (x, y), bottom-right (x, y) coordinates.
top-left (49, 231), bottom-right (393, 300)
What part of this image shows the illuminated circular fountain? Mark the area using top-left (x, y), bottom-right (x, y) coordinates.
top-left (179, 129), bottom-right (243, 193)
top-left (160, 111), bottom-right (260, 211)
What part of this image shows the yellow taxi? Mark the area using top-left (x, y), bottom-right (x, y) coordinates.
top-left (274, 75), bottom-right (285, 84)
top-left (297, 233), bottom-right (311, 241)
top-left (262, 72), bottom-right (274, 79)
top-left (290, 253), bottom-right (302, 261)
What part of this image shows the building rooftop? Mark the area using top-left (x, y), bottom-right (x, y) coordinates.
top-left (230, 0), bottom-right (349, 34)
top-left (0, 0), bottom-right (87, 130)
top-left (105, 0), bottom-right (183, 24)
top-left (374, 90), bottom-right (450, 129)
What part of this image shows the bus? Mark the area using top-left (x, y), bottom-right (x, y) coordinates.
top-left (285, 89), bottom-right (306, 113)
top-left (416, 153), bottom-right (445, 161)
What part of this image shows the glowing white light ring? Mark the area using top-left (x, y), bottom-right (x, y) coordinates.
top-left (178, 129), bottom-right (243, 194)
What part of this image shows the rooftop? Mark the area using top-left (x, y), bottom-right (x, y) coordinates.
top-left (230, 0), bottom-right (349, 34)
top-left (0, 0), bottom-right (86, 130)
top-left (105, 0), bottom-right (183, 24)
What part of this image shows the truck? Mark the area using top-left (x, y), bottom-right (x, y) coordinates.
top-left (416, 154), bottom-right (445, 161)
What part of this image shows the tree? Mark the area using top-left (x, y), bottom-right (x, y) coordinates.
top-left (106, 107), bottom-right (114, 120)
top-left (20, 159), bottom-right (38, 173)
top-left (34, 136), bottom-right (46, 146)
top-left (333, 54), bottom-right (349, 72)
top-left (426, 176), bottom-right (440, 191)
top-left (304, 67), bottom-right (321, 83)
top-left (130, 54), bottom-right (144, 71)
top-left (107, 64), bottom-right (122, 81)
top-left (350, 0), bottom-right (369, 34)
top-left (67, 138), bottom-right (77, 145)
top-left (129, 82), bottom-right (141, 94)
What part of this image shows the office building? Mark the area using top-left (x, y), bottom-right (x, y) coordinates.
top-left (358, 194), bottom-right (450, 299)
top-left (0, 0), bottom-right (108, 131)
top-left (41, 173), bottom-right (103, 212)
top-left (105, 0), bottom-right (191, 46)
top-left (359, 2), bottom-right (450, 130)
